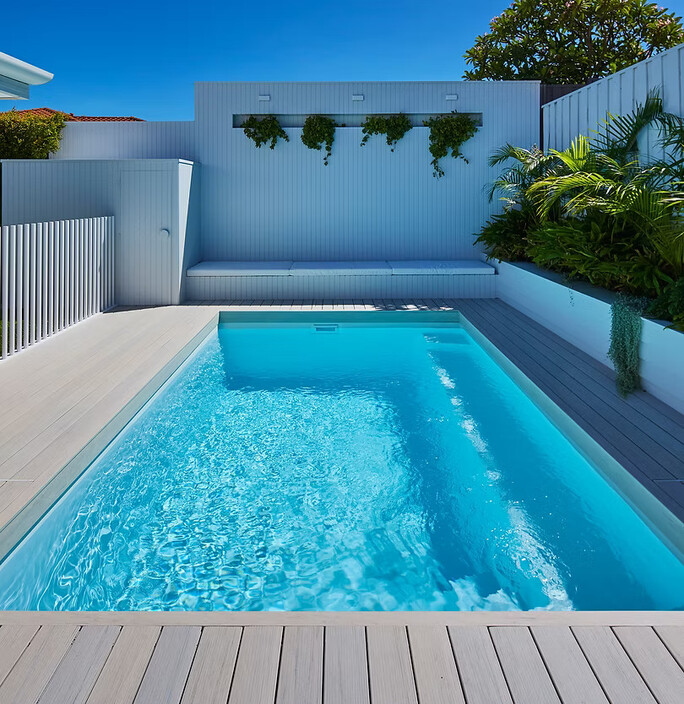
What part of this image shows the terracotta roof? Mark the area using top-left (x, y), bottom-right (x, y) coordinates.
top-left (5, 107), bottom-right (144, 122)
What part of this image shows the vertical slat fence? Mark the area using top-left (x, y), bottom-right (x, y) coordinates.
top-left (0, 216), bottom-right (115, 359)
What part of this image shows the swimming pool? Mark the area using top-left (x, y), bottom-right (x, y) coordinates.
top-left (0, 316), bottom-right (682, 611)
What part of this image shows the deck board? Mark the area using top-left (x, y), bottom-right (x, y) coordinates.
top-left (0, 623), bottom-right (679, 703)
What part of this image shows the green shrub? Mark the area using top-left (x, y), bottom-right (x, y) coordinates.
top-left (474, 208), bottom-right (531, 261)
top-left (648, 278), bottom-right (684, 330)
top-left (0, 110), bottom-right (66, 159)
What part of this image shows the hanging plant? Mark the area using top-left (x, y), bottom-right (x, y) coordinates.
top-left (608, 294), bottom-right (649, 396)
top-left (301, 115), bottom-right (337, 165)
top-left (360, 114), bottom-right (413, 151)
top-left (423, 111), bottom-right (478, 177)
top-left (242, 115), bottom-right (289, 149)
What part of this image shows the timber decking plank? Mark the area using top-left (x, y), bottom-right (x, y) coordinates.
top-left (86, 626), bottom-right (161, 704)
top-left (462, 299), bottom-right (683, 474)
top-left (458, 300), bottom-right (680, 480)
top-left (447, 627), bottom-right (513, 704)
top-left (323, 626), bottom-right (370, 704)
top-left (37, 625), bottom-right (120, 704)
top-left (407, 626), bottom-right (465, 704)
top-left (227, 626), bottom-right (283, 704)
top-left (180, 627), bottom-right (242, 704)
top-left (133, 626), bottom-right (201, 704)
top-left (0, 624), bottom-right (40, 685)
top-left (572, 626), bottom-right (657, 704)
top-left (656, 626), bottom-right (684, 669)
top-left (0, 625), bottom-right (80, 704)
top-left (489, 626), bottom-right (561, 704)
top-left (366, 626), bottom-right (419, 704)
top-left (614, 627), bottom-right (684, 704)
top-left (530, 626), bottom-right (609, 704)
top-left (275, 626), bottom-right (324, 704)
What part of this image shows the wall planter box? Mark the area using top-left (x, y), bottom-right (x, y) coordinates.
top-left (493, 261), bottom-right (684, 415)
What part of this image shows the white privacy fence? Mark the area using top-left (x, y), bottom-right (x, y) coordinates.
top-left (0, 216), bottom-right (115, 359)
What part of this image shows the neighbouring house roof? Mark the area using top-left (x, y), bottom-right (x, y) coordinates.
top-left (6, 107), bottom-right (145, 122)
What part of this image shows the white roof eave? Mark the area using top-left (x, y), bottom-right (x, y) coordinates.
top-left (0, 52), bottom-right (53, 86)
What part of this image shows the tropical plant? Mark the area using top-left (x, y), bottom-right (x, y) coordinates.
top-left (0, 109), bottom-right (66, 159)
top-left (301, 115), bottom-right (337, 165)
top-left (480, 93), bottom-right (684, 394)
top-left (423, 112), bottom-right (478, 177)
top-left (242, 115), bottom-right (289, 149)
top-left (463, 0), bottom-right (684, 83)
top-left (360, 114), bottom-right (412, 150)
top-left (648, 278), bottom-right (684, 330)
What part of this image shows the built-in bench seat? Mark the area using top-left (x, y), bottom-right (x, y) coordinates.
top-left (187, 260), bottom-right (495, 277)
top-left (185, 260), bottom-right (495, 300)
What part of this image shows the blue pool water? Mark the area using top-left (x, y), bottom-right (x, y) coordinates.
top-left (0, 322), bottom-right (682, 611)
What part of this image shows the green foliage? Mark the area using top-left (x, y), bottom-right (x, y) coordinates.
top-left (301, 115), bottom-right (337, 165)
top-left (648, 278), bottom-right (684, 330)
top-left (423, 112), bottom-right (478, 177)
top-left (0, 110), bottom-right (66, 159)
top-left (360, 114), bottom-right (412, 150)
top-left (242, 115), bottom-right (289, 149)
top-left (463, 0), bottom-right (684, 83)
top-left (474, 209), bottom-right (532, 261)
top-left (481, 93), bottom-right (684, 394)
top-left (609, 294), bottom-right (648, 396)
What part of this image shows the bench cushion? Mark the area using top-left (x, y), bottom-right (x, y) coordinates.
top-left (187, 261), bottom-right (293, 277)
top-left (290, 261), bottom-right (392, 276)
top-left (388, 260), bottom-right (495, 275)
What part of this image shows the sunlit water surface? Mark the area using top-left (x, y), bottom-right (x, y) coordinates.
top-left (0, 323), bottom-right (682, 611)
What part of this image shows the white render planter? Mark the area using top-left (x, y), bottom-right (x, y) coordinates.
top-left (494, 260), bottom-right (684, 415)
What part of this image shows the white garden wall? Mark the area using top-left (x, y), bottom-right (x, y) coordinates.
top-left (495, 261), bottom-right (684, 415)
top-left (0, 159), bottom-right (200, 306)
top-left (53, 80), bottom-right (540, 265)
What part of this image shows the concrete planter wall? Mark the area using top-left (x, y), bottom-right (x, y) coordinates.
top-left (494, 261), bottom-right (684, 415)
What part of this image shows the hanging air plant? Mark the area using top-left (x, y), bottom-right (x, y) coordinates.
top-left (608, 294), bottom-right (648, 396)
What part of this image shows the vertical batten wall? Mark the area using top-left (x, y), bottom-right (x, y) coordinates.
top-left (56, 121), bottom-right (198, 161)
top-left (194, 81), bottom-right (540, 261)
top-left (0, 159), bottom-right (200, 306)
top-left (543, 43), bottom-right (684, 155)
top-left (0, 216), bottom-right (115, 359)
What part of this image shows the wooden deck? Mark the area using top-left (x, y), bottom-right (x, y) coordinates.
top-left (0, 299), bottom-right (683, 702)
top-left (0, 616), bottom-right (683, 704)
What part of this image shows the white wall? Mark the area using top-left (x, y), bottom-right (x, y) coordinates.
top-left (194, 81), bottom-right (540, 262)
top-left (0, 159), bottom-right (200, 306)
top-left (495, 261), bottom-right (684, 415)
top-left (53, 80), bottom-right (540, 264)
top-left (57, 121), bottom-right (197, 161)
top-left (543, 43), bottom-right (684, 156)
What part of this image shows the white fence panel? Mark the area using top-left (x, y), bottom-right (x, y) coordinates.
top-left (543, 43), bottom-right (684, 155)
top-left (0, 216), bottom-right (115, 359)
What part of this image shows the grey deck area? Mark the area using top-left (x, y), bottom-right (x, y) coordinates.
top-left (0, 617), bottom-right (683, 704)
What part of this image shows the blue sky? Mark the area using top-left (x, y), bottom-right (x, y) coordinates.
top-left (4, 0), bottom-right (684, 121)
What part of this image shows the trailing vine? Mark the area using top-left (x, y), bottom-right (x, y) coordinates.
top-left (360, 114), bottom-right (412, 150)
top-left (608, 294), bottom-right (648, 396)
top-left (301, 115), bottom-right (337, 165)
top-left (423, 111), bottom-right (478, 177)
top-left (242, 115), bottom-right (289, 149)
